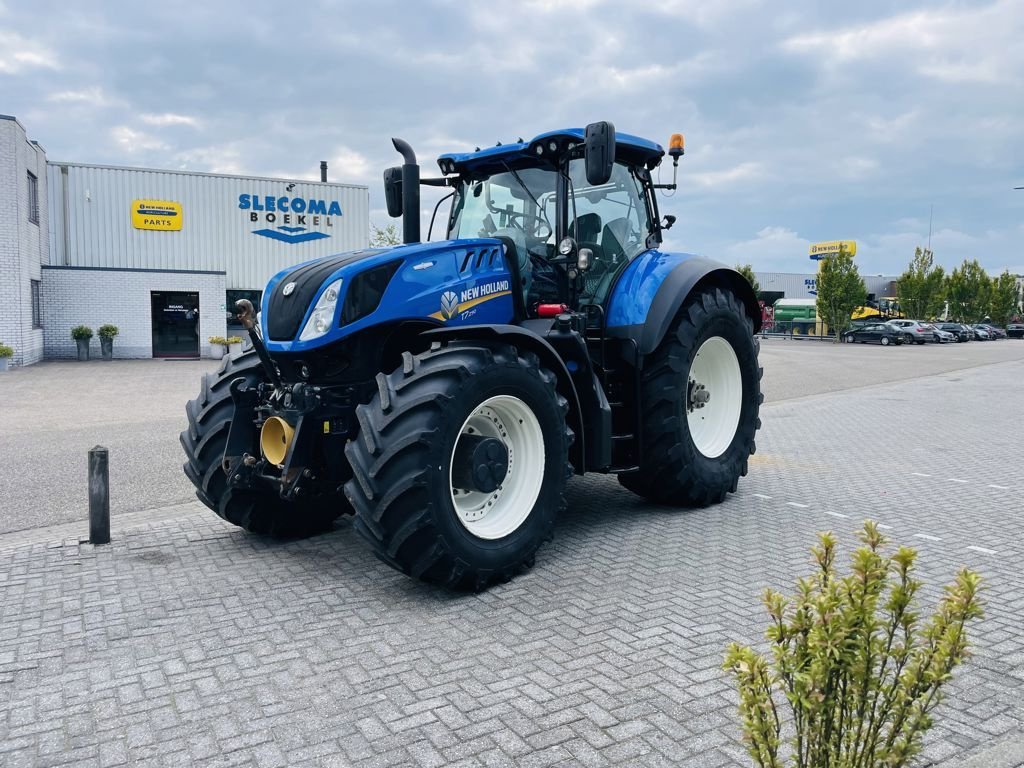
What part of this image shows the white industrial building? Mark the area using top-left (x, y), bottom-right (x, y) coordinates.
top-left (1, 114), bottom-right (368, 366)
top-left (754, 271), bottom-right (899, 305)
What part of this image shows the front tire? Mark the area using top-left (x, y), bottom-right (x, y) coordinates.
top-left (619, 287), bottom-right (762, 506)
top-left (345, 342), bottom-right (572, 590)
top-left (881, 336), bottom-right (890, 346)
top-left (180, 351), bottom-right (344, 537)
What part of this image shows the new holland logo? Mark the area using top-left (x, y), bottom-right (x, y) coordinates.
top-left (440, 291), bottom-right (459, 321)
top-left (431, 280), bottom-right (512, 323)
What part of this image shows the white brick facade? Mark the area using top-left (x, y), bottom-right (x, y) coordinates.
top-left (41, 267), bottom-right (226, 359)
top-left (0, 115), bottom-right (48, 367)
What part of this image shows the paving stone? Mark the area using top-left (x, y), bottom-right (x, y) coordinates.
top-left (1, 347), bottom-right (1023, 767)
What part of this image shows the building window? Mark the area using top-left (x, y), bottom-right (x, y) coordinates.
top-left (27, 171), bottom-right (39, 224)
top-left (31, 280), bottom-right (41, 328)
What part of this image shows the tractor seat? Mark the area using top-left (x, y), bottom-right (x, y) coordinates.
top-left (600, 218), bottom-right (631, 263)
top-left (569, 213), bottom-right (602, 244)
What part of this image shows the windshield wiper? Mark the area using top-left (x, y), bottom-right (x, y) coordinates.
top-left (501, 163), bottom-right (553, 233)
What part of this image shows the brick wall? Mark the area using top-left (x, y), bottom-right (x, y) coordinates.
top-left (41, 267), bottom-right (226, 359)
top-left (0, 116), bottom-right (48, 367)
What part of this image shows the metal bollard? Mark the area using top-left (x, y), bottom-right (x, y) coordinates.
top-left (88, 446), bottom-right (110, 544)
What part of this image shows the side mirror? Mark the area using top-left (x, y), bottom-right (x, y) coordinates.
top-left (383, 166), bottom-right (403, 217)
top-left (584, 121), bottom-right (615, 186)
top-left (578, 247), bottom-right (593, 272)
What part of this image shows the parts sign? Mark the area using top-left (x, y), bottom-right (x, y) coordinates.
top-left (132, 200), bottom-right (183, 231)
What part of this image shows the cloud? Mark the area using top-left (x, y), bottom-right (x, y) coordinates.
top-left (781, 1), bottom-right (1023, 85)
top-left (689, 161), bottom-right (764, 188)
top-left (111, 126), bottom-right (168, 154)
top-left (47, 86), bottom-right (120, 108)
top-left (139, 113), bottom-right (200, 128)
top-left (0, 30), bottom-right (59, 73)
top-left (1, 0), bottom-right (1021, 279)
top-left (724, 226), bottom-right (812, 270)
top-left (172, 144), bottom-right (244, 176)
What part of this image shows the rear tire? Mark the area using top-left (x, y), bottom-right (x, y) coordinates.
top-left (881, 336), bottom-right (890, 346)
top-left (619, 287), bottom-right (762, 506)
top-left (345, 342), bottom-right (572, 590)
top-left (180, 351), bottom-right (344, 537)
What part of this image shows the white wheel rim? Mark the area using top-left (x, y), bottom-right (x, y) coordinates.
top-left (449, 395), bottom-right (545, 540)
top-left (687, 336), bottom-right (743, 459)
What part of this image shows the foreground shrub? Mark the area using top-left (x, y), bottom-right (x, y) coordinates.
top-left (724, 521), bottom-right (983, 768)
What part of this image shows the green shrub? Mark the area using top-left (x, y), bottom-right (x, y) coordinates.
top-left (208, 336), bottom-right (228, 346)
top-left (226, 336), bottom-right (243, 345)
top-left (724, 521), bottom-right (983, 768)
top-left (98, 324), bottom-right (119, 338)
top-left (0, 344), bottom-right (13, 358)
top-left (71, 325), bottom-right (93, 340)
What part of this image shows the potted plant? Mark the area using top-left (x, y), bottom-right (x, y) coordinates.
top-left (227, 336), bottom-right (244, 357)
top-left (208, 336), bottom-right (228, 360)
top-left (71, 325), bottom-right (93, 361)
top-left (0, 343), bottom-right (12, 372)
top-left (98, 324), bottom-right (119, 361)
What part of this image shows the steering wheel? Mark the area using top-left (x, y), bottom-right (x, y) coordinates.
top-left (505, 210), bottom-right (552, 240)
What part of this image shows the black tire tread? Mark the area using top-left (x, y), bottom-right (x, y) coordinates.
top-left (619, 286), bottom-right (762, 506)
top-left (345, 342), bottom-right (570, 590)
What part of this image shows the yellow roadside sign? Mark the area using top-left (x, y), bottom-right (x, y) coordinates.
top-left (132, 200), bottom-right (183, 231)
top-left (809, 240), bottom-right (856, 259)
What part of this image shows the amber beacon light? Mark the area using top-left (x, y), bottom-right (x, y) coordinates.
top-left (669, 133), bottom-right (685, 159)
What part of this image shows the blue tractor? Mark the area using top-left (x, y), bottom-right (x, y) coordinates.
top-left (181, 122), bottom-right (763, 590)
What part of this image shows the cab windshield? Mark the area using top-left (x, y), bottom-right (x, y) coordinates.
top-left (448, 159), bottom-right (654, 306)
top-left (449, 167), bottom-right (557, 260)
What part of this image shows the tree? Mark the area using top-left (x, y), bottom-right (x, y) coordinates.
top-left (896, 247), bottom-right (945, 320)
top-left (815, 246), bottom-right (866, 340)
top-left (369, 223), bottom-right (401, 248)
top-left (944, 260), bottom-right (991, 323)
top-left (988, 270), bottom-right (1018, 326)
top-left (735, 264), bottom-right (760, 296)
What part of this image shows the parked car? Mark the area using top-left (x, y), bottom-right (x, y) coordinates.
top-left (841, 323), bottom-right (904, 346)
top-left (970, 325), bottom-right (991, 340)
top-left (976, 323), bottom-right (1007, 339)
top-left (935, 322), bottom-right (971, 342)
top-left (886, 319), bottom-right (932, 345)
top-left (927, 325), bottom-right (956, 343)
top-left (1008, 323), bottom-right (1024, 339)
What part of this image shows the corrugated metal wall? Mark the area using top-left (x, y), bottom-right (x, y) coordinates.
top-left (47, 163), bottom-right (369, 290)
top-left (755, 271), bottom-right (898, 299)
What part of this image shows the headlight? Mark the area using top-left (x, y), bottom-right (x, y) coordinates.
top-left (298, 278), bottom-right (343, 341)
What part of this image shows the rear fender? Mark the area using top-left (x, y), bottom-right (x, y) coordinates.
top-left (606, 251), bottom-right (761, 359)
top-left (421, 324), bottom-right (585, 474)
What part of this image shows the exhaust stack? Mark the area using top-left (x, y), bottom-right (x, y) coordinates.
top-left (391, 138), bottom-right (420, 244)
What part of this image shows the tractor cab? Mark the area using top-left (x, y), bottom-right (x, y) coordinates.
top-left (388, 124), bottom-right (682, 319)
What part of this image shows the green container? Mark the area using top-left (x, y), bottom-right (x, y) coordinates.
top-left (773, 299), bottom-right (819, 334)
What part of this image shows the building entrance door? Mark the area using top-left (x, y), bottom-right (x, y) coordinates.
top-left (151, 291), bottom-right (200, 358)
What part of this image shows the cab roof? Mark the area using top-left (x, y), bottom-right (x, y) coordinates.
top-left (437, 128), bottom-right (665, 175)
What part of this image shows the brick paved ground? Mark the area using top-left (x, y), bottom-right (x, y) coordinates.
top-left (1, 348), bottom-right (1023, 766)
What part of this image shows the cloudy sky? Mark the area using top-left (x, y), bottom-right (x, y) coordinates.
top-left (3, 0), bottom-right (1022, 275)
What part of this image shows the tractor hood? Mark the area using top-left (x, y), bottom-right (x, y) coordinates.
top-left (260, 239), bottom-right (516, 353)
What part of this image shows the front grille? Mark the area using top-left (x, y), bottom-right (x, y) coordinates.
top-left (266, 250), bottom-right (383, 340)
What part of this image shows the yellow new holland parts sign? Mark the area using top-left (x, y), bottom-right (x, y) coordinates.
top-left (132, 200), bottom-right (183, 231)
